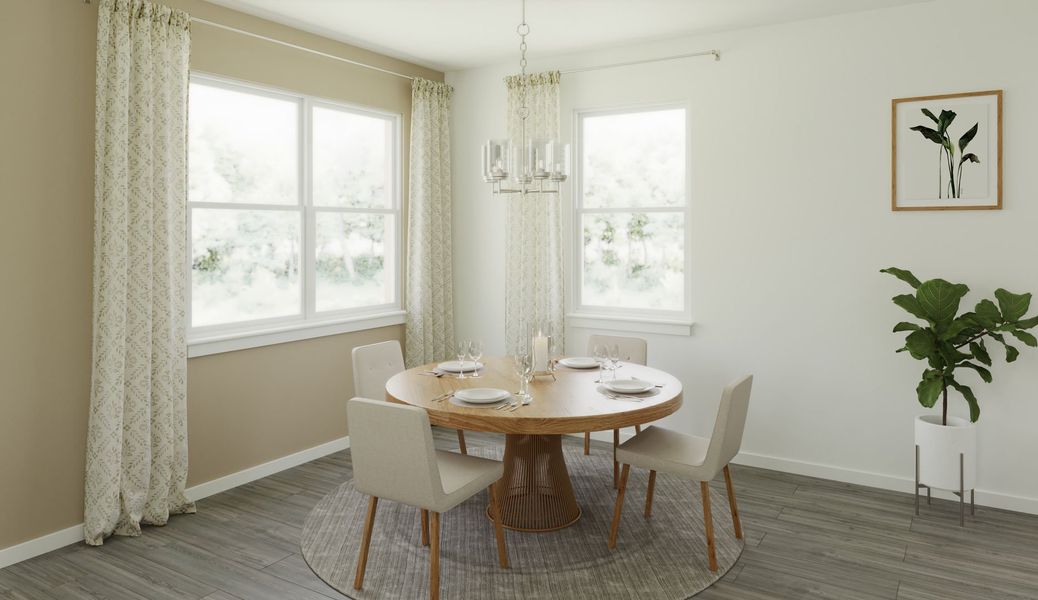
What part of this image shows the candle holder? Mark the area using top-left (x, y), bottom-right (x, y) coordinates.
top-left (528, 321), bottom-right (557, 381)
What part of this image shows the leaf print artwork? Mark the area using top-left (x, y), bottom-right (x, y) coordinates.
top-left (910, 109), bottom-right (981, 199)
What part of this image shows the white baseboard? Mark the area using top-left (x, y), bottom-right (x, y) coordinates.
top-left (569, 431), bottom-right (1038, 515)
top-left (185, 436), bottom-right (349, 502)
top-left (732, 450), bottom-right (1038, 515)
top-left (0, 525), bottom-right (84, 571)
top-left (0, 436), bottom-right (349, 570)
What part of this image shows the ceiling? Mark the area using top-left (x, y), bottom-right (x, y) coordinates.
top-left (204, 0), bottom-right (929, 72)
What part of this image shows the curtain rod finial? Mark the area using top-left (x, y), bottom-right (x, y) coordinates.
top-left (712, 50), bottom-right (721, 61)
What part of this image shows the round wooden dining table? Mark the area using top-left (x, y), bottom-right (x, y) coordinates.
top-left (385, 356), bottom-right (683, 532)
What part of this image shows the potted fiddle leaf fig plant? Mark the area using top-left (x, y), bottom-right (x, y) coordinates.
top-left (881, 267), bottom-right (1038, 518)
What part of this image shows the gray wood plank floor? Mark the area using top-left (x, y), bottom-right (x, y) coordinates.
top-left (3, 430), bottom-right (1037, 599)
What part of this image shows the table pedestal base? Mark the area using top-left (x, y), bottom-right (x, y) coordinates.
top-left (488, 434), bottom-right (582, 532)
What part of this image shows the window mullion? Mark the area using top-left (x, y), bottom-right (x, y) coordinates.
top-left (302, 97), bottom-right (316, 321)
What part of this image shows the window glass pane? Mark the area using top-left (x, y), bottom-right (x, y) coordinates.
top-left (191, 208), bottom-right (301, 326)
top-left (315, 212), bottom-right (395, 312)
top-left (582, 212), bottom-right (684, 311)
top-left (188, 83), bottom-right (299, 205)
top-left (582, 109), bottom-right (685, 209)
top-left (313, 106), bottom-right (393, 208)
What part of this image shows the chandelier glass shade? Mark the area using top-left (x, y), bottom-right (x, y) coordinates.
top-left (481, 0), bottom-right (569, 195)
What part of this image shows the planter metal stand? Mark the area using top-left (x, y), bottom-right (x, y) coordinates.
top-left (915, 445), bottom-right (975, 527)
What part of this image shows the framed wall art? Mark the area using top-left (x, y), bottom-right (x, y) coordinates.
top-left (892, 90), bottom-right (1002, 211)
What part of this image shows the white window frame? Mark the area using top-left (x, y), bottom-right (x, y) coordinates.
top-left (569, 103), bottom-right (694, 336)
top-left (187, 73), bottom-right (404, 357)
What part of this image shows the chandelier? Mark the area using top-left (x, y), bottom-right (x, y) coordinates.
top-left (481, 0), bottom-right (570, 195)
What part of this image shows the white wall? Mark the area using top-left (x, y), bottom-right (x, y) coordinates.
top-left (448, 0), bottom-right (1038, 513)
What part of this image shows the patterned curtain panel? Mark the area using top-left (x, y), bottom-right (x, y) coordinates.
top-left (504, 71), bottom-right (565, 354)
top-left (85, 0), bottom-right (194, 546)
top-left (405, 78), bottom-right (456, 367)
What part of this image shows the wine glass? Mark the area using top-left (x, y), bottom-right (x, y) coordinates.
top-left (607, 344), bottom-right (622, 381)
top-left (512, 351), bottom-right (532, 399)
top-left (469, 340), bottom-right (484, 378)
top-left (456, 339), bottom-right (471, 379)
top-left (593, 344), bottom-right (607, 383)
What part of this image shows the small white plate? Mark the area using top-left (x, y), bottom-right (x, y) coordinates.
top-left (454, 388), bottom-right (511, 404)
top-left (603, 379), bottom-right (655, 394)
top-left (559, 357), bottom-right (599, 369)
top-left (437, 360), bottom-right (484, 373)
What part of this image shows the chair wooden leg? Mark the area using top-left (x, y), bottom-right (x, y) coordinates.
top-left (612, 429), bottom-right (620, 489)
top-left (723, 465), bottom-right (743, 540)
top-left (608, 464), bottom-right (631, 549)
top-left (353, 496), bottom-right (379, 590)
top-left (700, 481), bottom-right (718, 572)
top-left (420, 509), bottom-right (430, 546)
top-left (635, 424), bottom-right (642, 434)
top-left (429, 511), bottom-right (441, 600)
top-left (488, 483), bottom-right (509, 568)
top-left (584, 431), bottom-right (591, 455)
top-left (644, 470), bottom-right (657, 518)
top-left (456, 430), bottom-right (467, 455)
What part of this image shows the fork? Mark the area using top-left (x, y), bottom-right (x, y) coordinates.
top-left (496, 395), bottom-right (521, 411)
top-left (508, 396), bottom-right (532, 412)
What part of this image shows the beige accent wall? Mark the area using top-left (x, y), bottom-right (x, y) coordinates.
top-left (0, 0), bottom-right (441, 551)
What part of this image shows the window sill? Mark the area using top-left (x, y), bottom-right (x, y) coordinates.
top-left (566, 312), bottom-right (694, 336)
top-left (187, 310), bottom-right (406, 358)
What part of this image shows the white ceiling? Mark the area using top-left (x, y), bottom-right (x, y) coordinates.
top-left (204, 0), bottom-right (928, 72)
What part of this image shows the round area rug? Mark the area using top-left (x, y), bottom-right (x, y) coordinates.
top-left (301, 445), bottom-right (743, 599)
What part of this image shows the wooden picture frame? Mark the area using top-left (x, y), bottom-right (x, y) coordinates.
top-left (892, 90), bottom-right (1002, 211)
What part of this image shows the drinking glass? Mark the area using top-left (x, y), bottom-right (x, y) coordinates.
top-left (456, 339), bottom-right (471, 379)
top-left (607, 344), bottom-right (621, 381)
top-left (469, 340), bottom-right (484, 378)
top-left (512, 351), bottom-right (532, 399)
top-left (593, 344), bottom-right (607, 383)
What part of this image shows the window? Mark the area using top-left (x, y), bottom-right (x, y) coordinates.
top-left (188, 75), bottom-right (400, 347)
top-left (575, 106), bottom-right (690, 321)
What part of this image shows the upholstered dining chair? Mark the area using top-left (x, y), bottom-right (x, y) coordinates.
top-left (583, 334), bottom-right (648, 487)
top-left (607, 375), bottom-right (753, 572)
top-left (348, 398), bottom-right (509, 600)
top-left (352, 340), bottom-right (468, 454)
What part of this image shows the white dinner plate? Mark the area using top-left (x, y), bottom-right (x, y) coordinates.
top-left (437, 360), bottom-right (484, 373)
top-left (603, 379), bottom-right (655, 394)
top-left (558, 357), bottom-right (599, 369)
top-left (454, 388), bottom-right (511, 404)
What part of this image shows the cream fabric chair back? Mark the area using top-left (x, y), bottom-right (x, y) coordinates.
top-left (586, 335), bottom-right (647, 365)
top-left (702, 375), bottom-right (754, 475)
top-left (352, 340), bottom-right (405, 400)
top-left (347, 397), bottom-right (444, 508)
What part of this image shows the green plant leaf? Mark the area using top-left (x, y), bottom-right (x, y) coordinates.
top-left (938, 110), bottom-right (957, 134)
top-left (905, 329), bottom-right (938, 361)
top-left (893, 294), bottom-right (930, 321)
top-left (948, 379), bottom-right (981, 422)
top-left (939, 318), bottom-right (972, 341)
top-left (921, 108), bottom-right (940, 124)
top-left (881, 267), bottom-right (922, 289)
top-left (995, 289), bottom-right (1032, 322)
top-left (910, 125), bottom-right (945, 145)
top-left (970, 341), bottom-right (992, 366)
top-left (916, 279), bottom-right (969, 327)
top-left (1015, 316), bottom-right (1038, 329)
top-left (916, 370), bottom-right (944, 409)
top-left (958, 361), bottom-right (993, 383)
top-left (960, 153), bottom-right (980, 166)
top-left (973, 299), bottom-right (1003, 327)
top-left (1010, 330), bottom-right (1038, 347)
top-left (938, 341), bottom-right (971, 365)
top-left (990, 333), bottom-right (1020, 362)
top-left (959, 123), bottom-right (979, 152)
top-left (893, 322), bottom-right (920, 333)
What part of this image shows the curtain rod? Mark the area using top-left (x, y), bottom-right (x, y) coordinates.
top-left (561, 50), bottom-right (721, 74)
top-left (81, 0), bottom-right (418, 80)
top-left (191, 18), bottom-right (417, 81)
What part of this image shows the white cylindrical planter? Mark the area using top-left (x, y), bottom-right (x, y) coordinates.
top-left (915, 415), bottom-right (976, 492)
